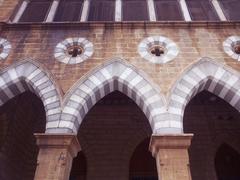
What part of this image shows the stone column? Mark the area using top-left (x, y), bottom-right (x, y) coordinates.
top-left (149, 134), bottom-right (193, 180)
top-left (34, 133), bottom-right (81, 180)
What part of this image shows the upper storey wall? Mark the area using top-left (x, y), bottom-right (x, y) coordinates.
top-left (0, 23), bottom-right (239, 95)
top-left (0, 0), bottom-right (18, 21)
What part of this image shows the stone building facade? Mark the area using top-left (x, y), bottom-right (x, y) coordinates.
top-left (0, 0), bottom-right (240, 180)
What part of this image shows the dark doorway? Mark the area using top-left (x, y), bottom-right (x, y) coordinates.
top-left (0, 91), bottom-right (46, 180)
top-left (129, 137), bottom-right (158, 180)
top-left (215, 144), bottom-right (240, 180)
top-left (72, 91), bottom-right (154, 180)
top-left (184, 91), bottom-right (240, 180)
top-left (69, 151), bottom-right (87, 180)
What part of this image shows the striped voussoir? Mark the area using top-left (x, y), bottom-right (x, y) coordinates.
top-left (57, 59), bottom-right (166, 133)
top-left (0, 60), bottom-right (62, 131)
top-left (168, 58), bottom-right (240, 132)
top-left (0, 38), bottom-right (11, 61)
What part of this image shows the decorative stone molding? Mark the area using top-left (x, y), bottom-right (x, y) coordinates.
top-left (0, 38), bottom-right (11, 61)
top-left (54, 37), bottom-right (94, 64)
top-left (223, 36), bottom-right (240, 61)
top-left (138, 36), bottom-right (179, 64)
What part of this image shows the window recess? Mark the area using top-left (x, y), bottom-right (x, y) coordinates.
top-left (154, 0), bottom-right (184, 21)
top-left (218, 0), bottom-right (240, 21)
top-left (19, 0), bottom-right (52, 22)
top-left (54, 0), bottom-right (84, 21)
top-left (186, 0), bottom-right (219, 21)
top-left (88, 0), bottom-right (115, 21)
top-left (122, 0), bottom-right (149, 21)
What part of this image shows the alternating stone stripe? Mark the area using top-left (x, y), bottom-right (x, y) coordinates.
top-left (0, 38), bottom-right (11, 61)
top-left (58, 59), bottom-right (166, 133)
top-left (168, 58), bottom-right (240, 132)
top-left (0, 60), bottom-right (62, 131)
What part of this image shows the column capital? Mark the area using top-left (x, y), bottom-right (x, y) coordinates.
top-left (149, 134), bottom-right (193, 157)
top-left (35, 133), bottom-right (81, 157)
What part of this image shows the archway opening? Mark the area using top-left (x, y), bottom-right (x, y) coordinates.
top-left (0, 91), bottom-right (46, 180)
top-left (183, 91), bottom-right (240, 180)
top-left (129, 137), bottom-right (158, 180)
top-left (215, 143), bottom-right (240, 180)
top-left (69, 151), bottom-right (87, 180)
top-left (71, 91), bottom-right (155, 180)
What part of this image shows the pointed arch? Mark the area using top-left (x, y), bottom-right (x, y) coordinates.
top-left (0, 60), bottom-right (62, 131)
top-left (55, 58), bottom-right (166, 133)
top-left (168, 57), bottom-right (240, 132)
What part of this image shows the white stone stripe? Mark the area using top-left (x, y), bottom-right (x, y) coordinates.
top-left (63, 106), bottom-right (79, 117)
top-left (179, 0), bottom-right (191, 21)
top-left (169, 120), bottom-right (182, 128)
top-left (176, 83), bottom-right (191, 94)
top-left (46, 0), bottom-right (59, 22)
top-left (211, 0), bottom-right (227, 21)
top-left (100, 68), bottom-right (112, 80)
top-left (192, 67), bottom-right (207, 79)
top-left (154, 121), bottom-right (170, 129)
top-left (120, 68), bottom-right (132, 80)
top-left (208, 68), bottom-right (225, 92)
top-left (80, 0), bottom-right (90, 22)
top-left (225, 75), bottom-right (238, 87)
top-left (12, 0), bottom-right (28, 22)
top-left (168, 107), bottom-right (182, 116)
top-left (40, 85), bottom-right (56, 96)
top-left (89, 75), bottom-right (102, 86)
top-left (229, 89), bottom-right (240, 107)
top-left (46, 108), bottom-right (61, 116)
top-left (70, 94), bottom-right (85, 103)
top-left (145, 94), bottom-right (161, 106)
top-left (147, 0), bottom-right (157, 21)
top-left (150, 107), bottom-right (166, 117)
top-left (138, 84), bottom-right (152, 95)
top-left (183, 75), bottom-right (198, 86)
top-left (27, 68), bottom-right (42, 81)
top-left (44, 95), bottom-right (59, 105)
top-left (35, 76), bottom-right (49, 87)
top-left (0, 76), bottom-right (6, 87)
top-left (115, 0), bottom-right (122, 21)
top-left (129, 75), bottom-right (143, 87)
top-left (7, 68), bottom-right (18, 81)
top-left (219, 86), bottom-right (230, 99)
top-left (58, 121), bottom-right (74, 129)
top-left (171, 94), bottom-right (186, 104)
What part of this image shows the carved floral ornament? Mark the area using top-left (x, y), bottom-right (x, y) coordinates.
top-left (138, 36), bottom-right (179, 64)
top-left (0, 38), bottom-right (11, 61)
top-left (54, 37), bottom-right (94, 64)
top-left (223, 36), bottom-right (240, 61)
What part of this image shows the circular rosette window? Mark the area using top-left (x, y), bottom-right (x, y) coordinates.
top-left (138, 36), bottom-right (179, 64)
top-left (54, 37), bottom-right (94, 64)
top-left (223, 36), bottom-right (240, 61)
top-left (0, 38), bottom-right (11, 61)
